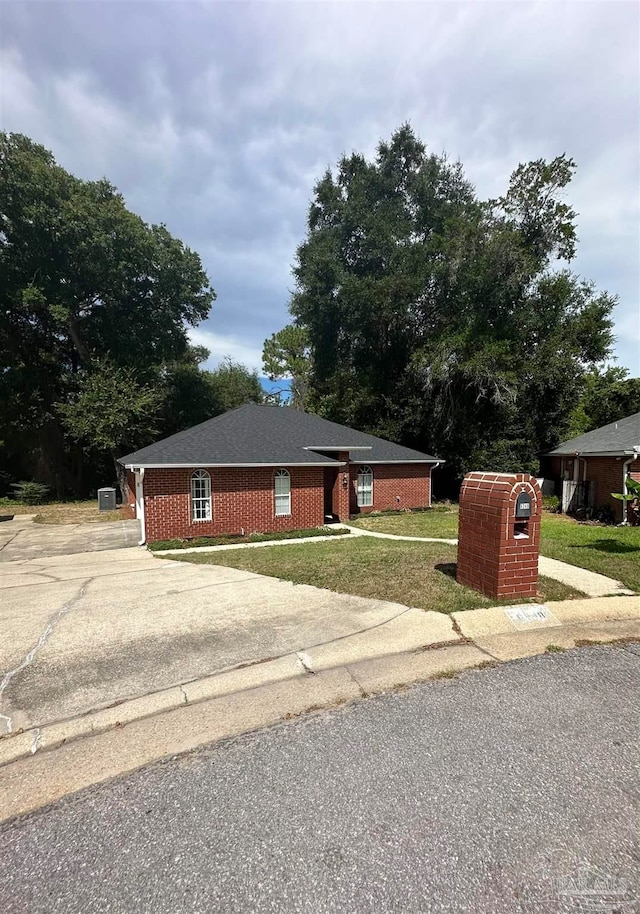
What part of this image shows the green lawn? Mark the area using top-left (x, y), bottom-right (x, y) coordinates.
top-left (164, 537), bottom-right (582, 614)
top-left (352, 505), bottom-right (640, 592)
top-left (540, 513), bottom-right (640, 592)
top-left (352, 505), bottom-right (459, 538)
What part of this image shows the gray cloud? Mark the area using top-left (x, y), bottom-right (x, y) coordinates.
top-left (1, 0), bottom-right (638, 373)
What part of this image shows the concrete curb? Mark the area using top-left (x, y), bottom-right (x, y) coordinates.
top-left (1, 614), bottom-right (639, 824)
top-left (0, 606), bottom-right (459, 769)
top-left (1, 596), bottom-right (638, 776)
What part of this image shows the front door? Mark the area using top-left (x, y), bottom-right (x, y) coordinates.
top-left (324, 468), bottom-right (337, 520)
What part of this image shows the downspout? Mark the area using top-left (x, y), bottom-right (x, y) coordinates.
top-left (620, 449), bottom-right (640, 526)
top-left (137, 468), bottom-right (146, 545)
top-left (430, 462), bottom-right (441, 508)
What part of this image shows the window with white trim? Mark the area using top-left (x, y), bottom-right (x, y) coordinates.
top-left (274, 469), bottom-right (291, 516)
top-left (191, 469), bottom-right (212, 521)
top-left (357, 466), bottom-right (373, 507)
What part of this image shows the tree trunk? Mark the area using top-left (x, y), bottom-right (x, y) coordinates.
top-left (68, 317), bottom-right (92, 366)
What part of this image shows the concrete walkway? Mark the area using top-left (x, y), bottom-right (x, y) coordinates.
top-left (538, 554), bottom-right (634, 597)
top-left (156, 530), bottom-right (351, 556)
top-left (343, 524), bottom-right (458, 545)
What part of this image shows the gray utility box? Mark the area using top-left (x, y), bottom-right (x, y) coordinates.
top-left (97, 487), bottom-right (117, 512)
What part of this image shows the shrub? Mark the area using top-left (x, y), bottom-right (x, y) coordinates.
top-left (148, 526), bottom-right (349, 551)
top-left (542, 495), bottom-right (560, 512)
top-left (572, 504), bottom-right (616, 524)
top-left (10, 481), bottom-right (50, 505)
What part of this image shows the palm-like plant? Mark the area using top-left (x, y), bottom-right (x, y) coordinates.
top-left (611, 476), bottom-right (640, 526)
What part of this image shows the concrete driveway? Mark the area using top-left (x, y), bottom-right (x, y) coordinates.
top-left (0, 519), bottom-right (417, 736)
top-left (0, 514), bottom-right (141, 562)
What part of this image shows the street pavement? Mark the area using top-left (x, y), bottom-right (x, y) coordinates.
top-left (1, 645), bottom-right (637, 914)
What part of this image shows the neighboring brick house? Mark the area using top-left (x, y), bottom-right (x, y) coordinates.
top-left (119, 404), bottom-right (441, 543)
top-left (541, 412), bottom-right (640, 521)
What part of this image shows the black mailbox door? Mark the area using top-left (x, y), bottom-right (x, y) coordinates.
top-left (515, 492), bottom-right (532, 518)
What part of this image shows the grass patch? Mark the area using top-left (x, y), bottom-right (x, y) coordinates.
top-left (353, 504), bottom-right (640, 592)
top-left (165, 538), bottom-right (582, 613)
top-left (148, 526), bottom-right (349, 551)
top-left (545, 644), bottom-right (567, 653)
top-left (540, 513), bottom-right (640, 592)
top-left (351, 504), bottom-right (459, 539)
top-left (0, 500), bottom-right (126, 525)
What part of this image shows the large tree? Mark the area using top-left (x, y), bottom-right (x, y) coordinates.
top-left (282, 125), bottom-right (616, 482)
top-left (566, 367), bottom-right (640, 438)
top-left (0, 132), bottom-right (215, 496)
top-left (262, 324), bottom-right (310, 408)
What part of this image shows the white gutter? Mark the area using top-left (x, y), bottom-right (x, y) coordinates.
top-left (428, 461), bottom-right (442, 507)
top-left (303, 446), bottom-right (372, 451)
top-left (122, 461), bottom-right (345, 469)
top-left (349, 459), bottom-right (443, 465)
top-left (135, 468), bottom-right (146, 545)
top-left (549, 450), bottom-right (639, 458)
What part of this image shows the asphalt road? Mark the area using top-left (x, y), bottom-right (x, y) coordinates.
top-left (1, 646), bottom-right (638, 914)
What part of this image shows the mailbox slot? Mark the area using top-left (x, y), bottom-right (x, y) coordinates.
top-left (514, 492), bottom-right (532, 539)
top-left (515, 492), bottom-right (532, 518)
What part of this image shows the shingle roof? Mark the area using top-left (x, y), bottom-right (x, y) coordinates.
top-left (546, 412), bottom-right (640, 456)
top-left (119, 403), bottom-right (441, 468)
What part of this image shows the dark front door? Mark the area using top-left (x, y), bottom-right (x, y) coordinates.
top-left (324, 468), bottom-right (337, 519)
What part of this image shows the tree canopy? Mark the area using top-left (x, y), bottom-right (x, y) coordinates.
top-left (262, 324), bottom-right (310, 408)
top-left (0, 133), bottom-right (262, 498)
top-left (567, 368), bottom-right (640, 438)
top-left (278, 124), bottom-right (621, 484)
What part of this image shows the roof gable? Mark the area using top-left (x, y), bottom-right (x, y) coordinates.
top-left (119, 403), bottom-right (441, 468)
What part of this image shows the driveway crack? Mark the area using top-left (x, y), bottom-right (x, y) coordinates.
top-left (296, 651), bottom-right (316, 675)
top-left (30, 727), bottom-right (42, 755)
top-left (0, 577), bottom-right (93, 734)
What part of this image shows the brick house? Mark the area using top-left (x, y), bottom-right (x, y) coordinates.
top-left (119, 403), bottom-right (441, 543)
top-left (541, 412), bottom-right (640, 521)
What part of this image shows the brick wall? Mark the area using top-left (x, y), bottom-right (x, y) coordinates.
top-left (457, 472), bottom-right (541, 601)
top-left (586, 456), bottom-right (640, 523)
top-left (349, 463), bottom-right (431, 515)
top-left (142, 466), bottom-right (325, 543)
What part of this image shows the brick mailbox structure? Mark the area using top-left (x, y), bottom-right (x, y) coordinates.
top-left (457, 472), bottom-right (541, 601)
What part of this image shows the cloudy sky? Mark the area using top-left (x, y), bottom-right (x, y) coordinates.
top-left (1, 1), bottom-right (638, 376)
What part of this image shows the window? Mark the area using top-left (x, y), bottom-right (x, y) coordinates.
top-left (357, 466), bottom-right (373, 507)
top-left (275, 469), bottom-right (291, 516)
top-left (191, 470), bottom-right (212, 521)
